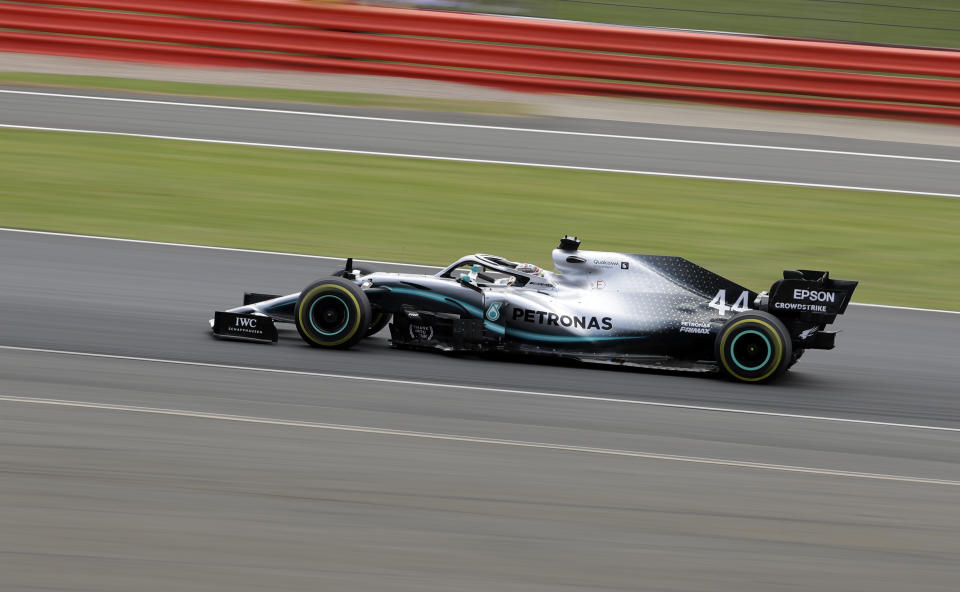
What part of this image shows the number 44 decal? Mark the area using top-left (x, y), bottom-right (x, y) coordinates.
top-left (709, 289), bottom-right (750, 316)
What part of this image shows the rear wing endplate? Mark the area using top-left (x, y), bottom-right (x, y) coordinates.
top-left (766, 270), bottom-right (858, 324)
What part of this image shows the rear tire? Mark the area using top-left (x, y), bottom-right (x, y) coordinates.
top-left (715, 311), bottom-right (792, 383)
top-left (295, 277), bottom-right (371, 349)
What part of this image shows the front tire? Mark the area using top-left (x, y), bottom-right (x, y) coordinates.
top-left (331, 268), bottom-right (389, 337)
top-left (295, 278), bottom-right (371, 349)
top-left (715, 311), bottom-right (792, 383)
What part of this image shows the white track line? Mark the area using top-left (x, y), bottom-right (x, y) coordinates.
top-left (1, 394), bottom-right (955, 486)
top-left (848, 302), bottom-right (960, 315)
top-left (0, 227), bottom-right (438, 269)
top-left (2, 344), bottom-right (959, 433)
top-left (2, 227), bottom-right (956, 314)
top-left (3, 124), bottom-right (960, 199)
top-left (3, 89), bottom-right (959, 165)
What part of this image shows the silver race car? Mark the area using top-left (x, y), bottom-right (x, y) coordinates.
top-left (211, 236), bottom-right (857, 383)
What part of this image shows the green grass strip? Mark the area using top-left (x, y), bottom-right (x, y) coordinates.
top-left (513, 0), bottom-right (960, 49)
top-left (0, 73), bottom-right (535, 115)
top-left (1, 128), bottom-right (957, 310)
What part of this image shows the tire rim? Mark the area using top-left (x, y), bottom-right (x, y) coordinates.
top-left (729, 329), bottom-right (772, 371)
top-left (309, 294), bottom-right (350, 336)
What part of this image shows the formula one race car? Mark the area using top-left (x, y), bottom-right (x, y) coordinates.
top-left (211, 237), bottom-right (857, 383)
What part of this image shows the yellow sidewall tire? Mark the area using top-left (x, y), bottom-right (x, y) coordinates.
top-left (295, 278), bottom-right (371, 349)
top-left (715, 312), bottom-right (792, 384)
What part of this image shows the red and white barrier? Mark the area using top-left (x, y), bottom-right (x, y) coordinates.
top-left (3, 0), bottom-right (959, 124)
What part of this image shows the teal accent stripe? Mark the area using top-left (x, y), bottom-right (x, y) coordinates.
top-left (383, 286), bottom-right (485, 318)
top-left (381, 286), bottom-right (643, 344)
top-left (486, 322), bottom-right (506, 336)
top-left (503, 326), bottom-right (643, 343)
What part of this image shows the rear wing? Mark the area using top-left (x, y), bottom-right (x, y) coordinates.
top-left (764, 270), bottom-right (858, 325)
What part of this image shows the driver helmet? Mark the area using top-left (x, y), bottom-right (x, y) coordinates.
top-left (516, 263), bottom-right (543, 276)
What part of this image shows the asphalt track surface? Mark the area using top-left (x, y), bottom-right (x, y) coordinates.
top-left (2, 90), bottom-right (960, 589)
top-left (2, 229), bottom-right (959, 591)
top-left (2, 86), bottom-right (960, 196)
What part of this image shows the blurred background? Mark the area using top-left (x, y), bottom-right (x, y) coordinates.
top-left (1, 1), bottom-right (959, 591)
top-left (340, 0), bottom-right (960, 47)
